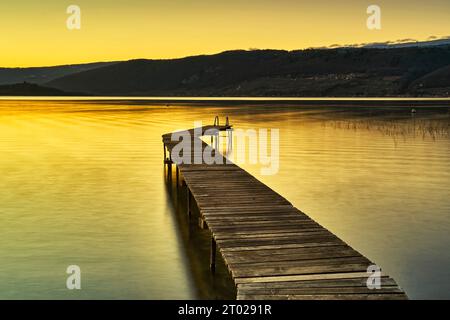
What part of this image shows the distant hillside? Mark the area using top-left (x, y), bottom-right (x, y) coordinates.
top-left (0, 62), bottom-right (117, 85)
top-left (0, 82), bottom-right (86, 96)
top-left (45, 45), bottom-right (450, 97)
top-left (409, 65), bottom-right (450, 95)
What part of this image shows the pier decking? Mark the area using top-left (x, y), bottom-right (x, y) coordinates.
top-left (162, 122), bottom-right (407, 300)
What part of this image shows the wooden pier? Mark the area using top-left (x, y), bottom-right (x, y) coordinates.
top-left (162, 120), bottom-right (407, 300)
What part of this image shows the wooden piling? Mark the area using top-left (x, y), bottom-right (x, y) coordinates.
top-left (163, 144), bottom-right (167, 163)
top-left (186, 187), bottom-right (191, 217)
top-left (210, 236), bottom-right (216, 273)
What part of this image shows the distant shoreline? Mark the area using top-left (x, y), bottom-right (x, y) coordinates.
top-left (1, 96), bottom-right (449, 107)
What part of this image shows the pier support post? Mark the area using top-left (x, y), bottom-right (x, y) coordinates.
top-left (199, 217), bottom-right (207, 229)
top-left (167, 152), bottom-right (172, 183)
top-left (176, 166), bottom-right (179, 187)
top-left (186, 187), bottom-right (191, 217)
top-left (163, 144), bottom-right (167, 164)
top-left (210, 237), bottom-right (216, 273)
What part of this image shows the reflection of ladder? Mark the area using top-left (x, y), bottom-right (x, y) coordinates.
top-left (212, 115), bottom-right (233, 155)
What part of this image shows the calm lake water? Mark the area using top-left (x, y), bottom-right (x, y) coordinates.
top-left (0, 100), bottom-right (449, 299)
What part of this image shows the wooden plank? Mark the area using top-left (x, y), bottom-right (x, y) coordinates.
top-left (206, 219), bottom-right (317, 228)
top-left (217, 235), bottom-right (341, 249)
top-left (204, 214), bottom-right (305, 221)
top-left (231, 263), bottom-right (372, 278)
top-left (213, 228), bottom-right (326, 239)
top-left (228, 256), bottom-right (371, 269)
top-left (214, 230), bottom-right (330, 241)
top-left (222, 247), bottom-right (361, 264)
top-left (201, 205), bottom-right (296, 213)
top-left (219, 241), bottom-right (347, 252)
top-left (237, 277), bottom-right (398, 289)
top-left (238, 286), bottom-right (404, 295)
top-left (209, 223), bottom-right (324, 233)
top-left (234, 272), bottom-right (385, 284)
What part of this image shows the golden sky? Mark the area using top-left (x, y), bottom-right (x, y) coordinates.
top-left (1, 0), bottom-right (450, 67)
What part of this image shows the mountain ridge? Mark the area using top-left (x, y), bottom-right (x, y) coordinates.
top-left (0, 82), bottom-right (88, 96)
top-left (0, 62), bottom-right (118, 85)
top-left (46, 46), bottom-right (450, 97)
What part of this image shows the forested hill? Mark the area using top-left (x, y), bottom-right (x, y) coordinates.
top-left (45, 46), bottom-right (450, 97)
